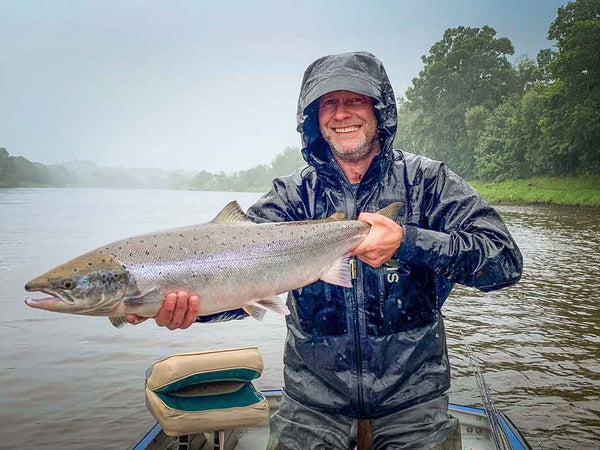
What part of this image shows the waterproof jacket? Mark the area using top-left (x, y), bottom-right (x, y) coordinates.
top-left (204, 52), bottom-right (523, 418)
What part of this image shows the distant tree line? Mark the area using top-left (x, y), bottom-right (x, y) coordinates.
top-left (0, 148), bottom-right (195, 189)
top-left (394, 0), bottom-right (599, 180)
top-left (0, 147), bottom-right (75, 188)
top-left (188, 146), bottom-right (305, 191)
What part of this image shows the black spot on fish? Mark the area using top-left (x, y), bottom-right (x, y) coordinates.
top-left (140, 240), bottom-right (144, 243)
top-left (118, 246), bottom-right (122, 250)
top-left (169, 245), bottom-right (173, 249)
top-left (121, 264), bottom-right (126, 269)
top-left (145, 251), bottom-right (150, 255)
top-left (154, 244), bottom-right (158, 248)
top-left (102, 259), bottom-right (106, 262)
top-left (88, 262), bottom-right (92, 266)
top-left (73, 268), bottom-right (77, 272)
top-left (129, 252), bottom-right (133, 257)
top-left (193, 237), bottom-right (197, 241)
top-left (179, 234), bottom-right (184, 238)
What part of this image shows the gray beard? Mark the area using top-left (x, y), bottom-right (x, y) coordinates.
top-left (326, 137), bottom-right (379, 164)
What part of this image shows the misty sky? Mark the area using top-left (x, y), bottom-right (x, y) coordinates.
top-left (2, 0), bottom-right (567, 173)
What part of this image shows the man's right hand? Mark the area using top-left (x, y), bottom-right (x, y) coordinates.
top-left (125, 290), bottom-right (200, 330)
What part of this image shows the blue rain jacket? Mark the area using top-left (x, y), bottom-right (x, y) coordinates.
top-left (202, 52), bottom-right (523, 419)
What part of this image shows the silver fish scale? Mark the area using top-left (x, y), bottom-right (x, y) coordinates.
top-left (93, 219), bottom-right (368, 315)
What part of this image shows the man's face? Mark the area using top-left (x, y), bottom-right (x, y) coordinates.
top-left (318, 90), bottom-right (379, 163)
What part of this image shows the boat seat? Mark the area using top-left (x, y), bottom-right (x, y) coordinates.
top-left (145, 347), bottom-right (269, 437)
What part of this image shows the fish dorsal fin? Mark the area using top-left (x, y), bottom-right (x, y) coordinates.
top-left (375, 202), bottom-right (403, 221)
top-left (212, 201), bottom-right (252, 223)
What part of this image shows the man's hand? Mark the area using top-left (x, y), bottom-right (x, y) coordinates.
top-left (350, 213), bottom-right (403, 268)
top-left (125, 290), bottom-right (200, 330)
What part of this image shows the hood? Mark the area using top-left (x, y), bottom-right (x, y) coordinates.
top-left (296, 51), bottom-right (397, 170)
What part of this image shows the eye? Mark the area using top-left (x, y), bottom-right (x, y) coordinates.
top-left (62, 279), bottom-right (75, 290)
top-left (347, 97), bottom-right (366, 105)
top-left (320, 98), bottom-right (337, 108)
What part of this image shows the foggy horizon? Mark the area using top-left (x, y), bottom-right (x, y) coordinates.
top-left (2, 0), bottom-right (567, 173)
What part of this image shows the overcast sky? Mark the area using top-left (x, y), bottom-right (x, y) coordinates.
top-left (1, 0), bottom-right (567, 173)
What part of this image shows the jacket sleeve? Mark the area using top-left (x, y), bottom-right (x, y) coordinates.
top-left (195, 176), bottom-right (297, 324)
top-left (396, 163), bottom-right (523, 292)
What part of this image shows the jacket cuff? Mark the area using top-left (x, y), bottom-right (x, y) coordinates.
top-left (396, 224), bottom-right (452, 272)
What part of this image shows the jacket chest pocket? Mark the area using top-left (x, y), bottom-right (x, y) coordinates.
top-left (364, 261), bottom-right (435, 335)
top-left (291, 281), bottom-right (348, 338)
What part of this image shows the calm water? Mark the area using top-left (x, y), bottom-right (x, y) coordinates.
top-left (0, 188), bottom-right (598, 449)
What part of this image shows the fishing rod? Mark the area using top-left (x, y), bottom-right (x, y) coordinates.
top-left (461, 331), bottom-right (508, 450)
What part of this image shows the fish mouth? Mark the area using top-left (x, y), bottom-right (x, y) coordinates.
top-left (24, 289), bottom-right (74, 309)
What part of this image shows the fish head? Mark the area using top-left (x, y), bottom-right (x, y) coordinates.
top-left (24, 253), bottom-right (130, 316)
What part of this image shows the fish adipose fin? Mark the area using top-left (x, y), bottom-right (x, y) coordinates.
top-left (320, 256), bottom-right (352, 288)
top-left (212, 201), bottom-right (252, 223)
top-left (109, 316), bottom-right (128, 328)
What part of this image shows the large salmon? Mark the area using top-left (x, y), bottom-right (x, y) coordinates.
top-left (25, 201), bottom-right (401, 327)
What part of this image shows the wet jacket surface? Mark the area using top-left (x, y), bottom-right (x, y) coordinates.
top-left (214, 52), bottom-right (522, 418)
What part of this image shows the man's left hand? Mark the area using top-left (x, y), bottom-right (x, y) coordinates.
top-left (350, 213), bottom-right (403, 268)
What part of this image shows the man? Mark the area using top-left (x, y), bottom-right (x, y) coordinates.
top-left (128, 52), bottom-right (523, 449)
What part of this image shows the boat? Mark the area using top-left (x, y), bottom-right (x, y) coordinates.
top-left (129, 389), bottom-right (532, 450)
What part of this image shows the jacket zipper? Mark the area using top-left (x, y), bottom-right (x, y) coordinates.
top-left (344, 187), bottom-right (366, 418)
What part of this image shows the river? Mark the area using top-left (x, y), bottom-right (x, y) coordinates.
top-left (0, 188), bottom-right (598, 449)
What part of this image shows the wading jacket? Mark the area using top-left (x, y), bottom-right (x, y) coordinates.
top-left (203, 52), bottom-right (523, 419)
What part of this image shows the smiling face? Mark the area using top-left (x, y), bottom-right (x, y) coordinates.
top-left (318, 90), bottom-right (379, 164)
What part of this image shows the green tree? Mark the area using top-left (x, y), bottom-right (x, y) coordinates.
top-left (270, 146), bottom-right (304, 177)
top-left (405, 26), bottom-right (517, 177)
top-left (543, 0), bottom-right (600, 174)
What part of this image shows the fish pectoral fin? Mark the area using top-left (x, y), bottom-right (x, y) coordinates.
top-left (320, 256), bottom-right (352, 288)
top-left (212, 201), bottom-right (253, 223)
top-left (254, 296), bottom-right (290, 316)
top-left (243, 304), bottom-right (268, 321)
top-left (123, 287), bottom-right (159, 304)
top-left (109, 316), bottom-right (128, 328)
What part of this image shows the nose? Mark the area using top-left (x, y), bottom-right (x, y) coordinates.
top-left (333, 102), bottom-right (352, 121)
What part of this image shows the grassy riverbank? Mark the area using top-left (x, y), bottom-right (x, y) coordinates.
top-left (470, 176), bottom-right (600, 207)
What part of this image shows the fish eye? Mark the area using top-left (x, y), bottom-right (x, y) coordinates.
top-left (62, 279), bottom-right (75, 290)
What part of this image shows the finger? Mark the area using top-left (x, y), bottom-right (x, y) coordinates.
top-left (180, 295), bottom-right (200, 329)
top-left (357, 212), bottom-right (377, 225)
top-left (168, 291), bottom-right (190, 330)
top-left (155, 292), bottom-right (177, 327)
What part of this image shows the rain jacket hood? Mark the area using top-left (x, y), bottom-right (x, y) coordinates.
top-left (297, 52), bottom-right (397, 176)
